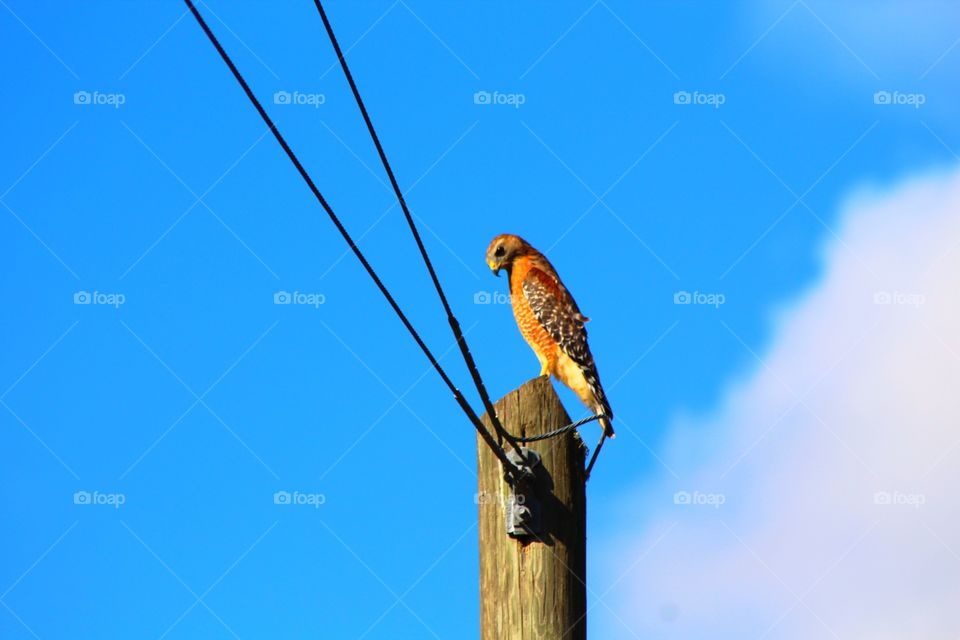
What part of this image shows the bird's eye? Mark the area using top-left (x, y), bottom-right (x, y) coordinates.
top-left (494, 245), bottom-right (505, 257)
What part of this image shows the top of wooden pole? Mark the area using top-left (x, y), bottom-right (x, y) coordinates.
top-left (477, 376), bottom-right (587, 640)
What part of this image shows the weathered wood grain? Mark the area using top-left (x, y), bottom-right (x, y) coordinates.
top-left (478, 376), bottom-right (587, 640)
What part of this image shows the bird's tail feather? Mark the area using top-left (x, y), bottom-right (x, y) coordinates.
top-left (599, 414), bottom-right (615, 438)
top-left (582, 365), bottom-right (614, 439)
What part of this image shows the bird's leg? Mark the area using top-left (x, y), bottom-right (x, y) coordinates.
top-left (537, 355), bottom-right (552, 378)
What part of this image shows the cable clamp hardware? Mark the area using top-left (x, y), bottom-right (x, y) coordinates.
top-left (503, 448), bottom-right (541, 538)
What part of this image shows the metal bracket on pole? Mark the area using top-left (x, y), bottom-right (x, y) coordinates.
top-left (504, 447), bottom-right (541, 538)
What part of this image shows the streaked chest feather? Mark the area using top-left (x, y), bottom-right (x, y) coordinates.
top-left (509, 259), bottom-right (560, 359)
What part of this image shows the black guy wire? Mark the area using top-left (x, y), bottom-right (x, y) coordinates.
top-left (182, 0), bottom-right (523, 480)
top-left (512, 413), bottom-right (601, 443)
top-left (311, 0), bottom-right (526, 462)
top-left (583, 430), bottom-right (607, 481)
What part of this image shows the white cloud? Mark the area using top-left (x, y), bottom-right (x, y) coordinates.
top-left (745, 0), bottom-right (960, 78)
top-left (602, 166), bottom-right (960, 639)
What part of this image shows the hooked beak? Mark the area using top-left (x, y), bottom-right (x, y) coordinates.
top-left (487, 259), bottom-right (501, 276)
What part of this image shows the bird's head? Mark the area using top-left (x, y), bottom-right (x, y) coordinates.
top-left (485, 234), bottom-right (530, 277)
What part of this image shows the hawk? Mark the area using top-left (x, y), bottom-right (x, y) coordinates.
top-left (485, 234), bottom-right (614, 437)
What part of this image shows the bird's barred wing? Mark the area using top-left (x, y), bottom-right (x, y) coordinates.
top-left (521, 267), bottom-right (593, 369)
top-left (521, 267), bottom-right (613, 420)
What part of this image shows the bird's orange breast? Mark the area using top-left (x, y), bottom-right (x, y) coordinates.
top-left (510, 256), bottom-right (560, 365)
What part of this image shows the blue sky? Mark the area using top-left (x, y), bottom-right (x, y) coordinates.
top-left (2, 1), bottom-right (958, 638)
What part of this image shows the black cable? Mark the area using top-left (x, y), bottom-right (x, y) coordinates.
top-left (511, 413), bottom-right (601, 443)
top-left (311, 0), bottom-right (525, 461)
top-left (182, 0), bottom-right (521, 480)
top-left (584, 430), bottom-right (608, 481)
top-left (511, 412), bottom-right (607, 481)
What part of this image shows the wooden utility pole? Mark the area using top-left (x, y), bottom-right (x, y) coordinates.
top-left (478, 376), bottom-right (587, 640)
